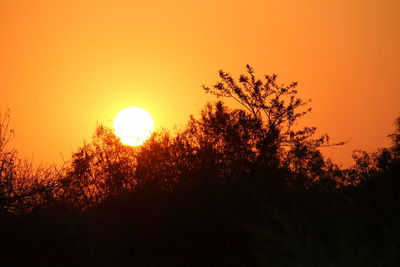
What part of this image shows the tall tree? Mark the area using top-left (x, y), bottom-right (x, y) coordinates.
top-left (203, 65), bottom-right (344, 186)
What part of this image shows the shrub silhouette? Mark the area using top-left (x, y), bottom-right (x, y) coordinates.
top-left (0, 110), bottom-right (59, 214)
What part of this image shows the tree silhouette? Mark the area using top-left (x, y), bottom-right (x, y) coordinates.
top-left (204, 65), bottom-right (311, 157)
top-left (349, 116), bottom-right (400, 185)
top-left (0, 110), bottom-right (58, 213)
top-left (203, 65), bottom-right (345, 187)
top-left (177, 102), bottom-right (259, 182)
top-left (60, 125), bottom-right (137, 208)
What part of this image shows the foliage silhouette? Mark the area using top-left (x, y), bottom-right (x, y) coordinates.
top-left (60, 125), bottom-right (137, 209)
top-left (0, 67), bottom-right (399, 266)
top-left (203, 65), bottom-right (345, 189)
top-left (0, 110), bottom-right (59, 214)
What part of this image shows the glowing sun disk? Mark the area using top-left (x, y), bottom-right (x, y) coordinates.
top-left (113, 107), bottom-right (154, 146)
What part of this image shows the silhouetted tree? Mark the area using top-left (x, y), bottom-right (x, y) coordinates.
top-left (134, 130), bottom-right (184, 193)
top-left (203, 65), bottom-right (344, 187)
top-left (177, 102), bottom-right (259, 182)
top-left (378, 116), bottom-right (400, 171)
top-left (349, 116), bottom-right (400, 185)
top-left (0, 110), bottom-right (58, 213)
top-left (61, 125), bottom-right (137, 208)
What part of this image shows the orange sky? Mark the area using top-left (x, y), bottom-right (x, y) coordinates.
top-left (0, 0), bottom-right (399, 167)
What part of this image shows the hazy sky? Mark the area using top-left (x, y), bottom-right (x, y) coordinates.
top-left (0, 0), bottom-right (399, 167)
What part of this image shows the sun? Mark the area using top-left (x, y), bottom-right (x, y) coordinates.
top-left (113, 107), bottom-right (154, 146)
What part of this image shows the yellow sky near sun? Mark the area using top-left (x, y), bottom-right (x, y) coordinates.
top-left (0, 0), bottom-right (399, 167)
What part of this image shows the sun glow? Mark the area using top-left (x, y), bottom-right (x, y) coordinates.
top-left (113, 107), bottom-right (154, 146)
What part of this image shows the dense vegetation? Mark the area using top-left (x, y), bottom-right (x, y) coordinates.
top-left (1, 66), bottom-right (399, 266)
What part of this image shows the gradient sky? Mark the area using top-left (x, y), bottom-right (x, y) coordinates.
top-left (1, 0), bottom-right (399, 167)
